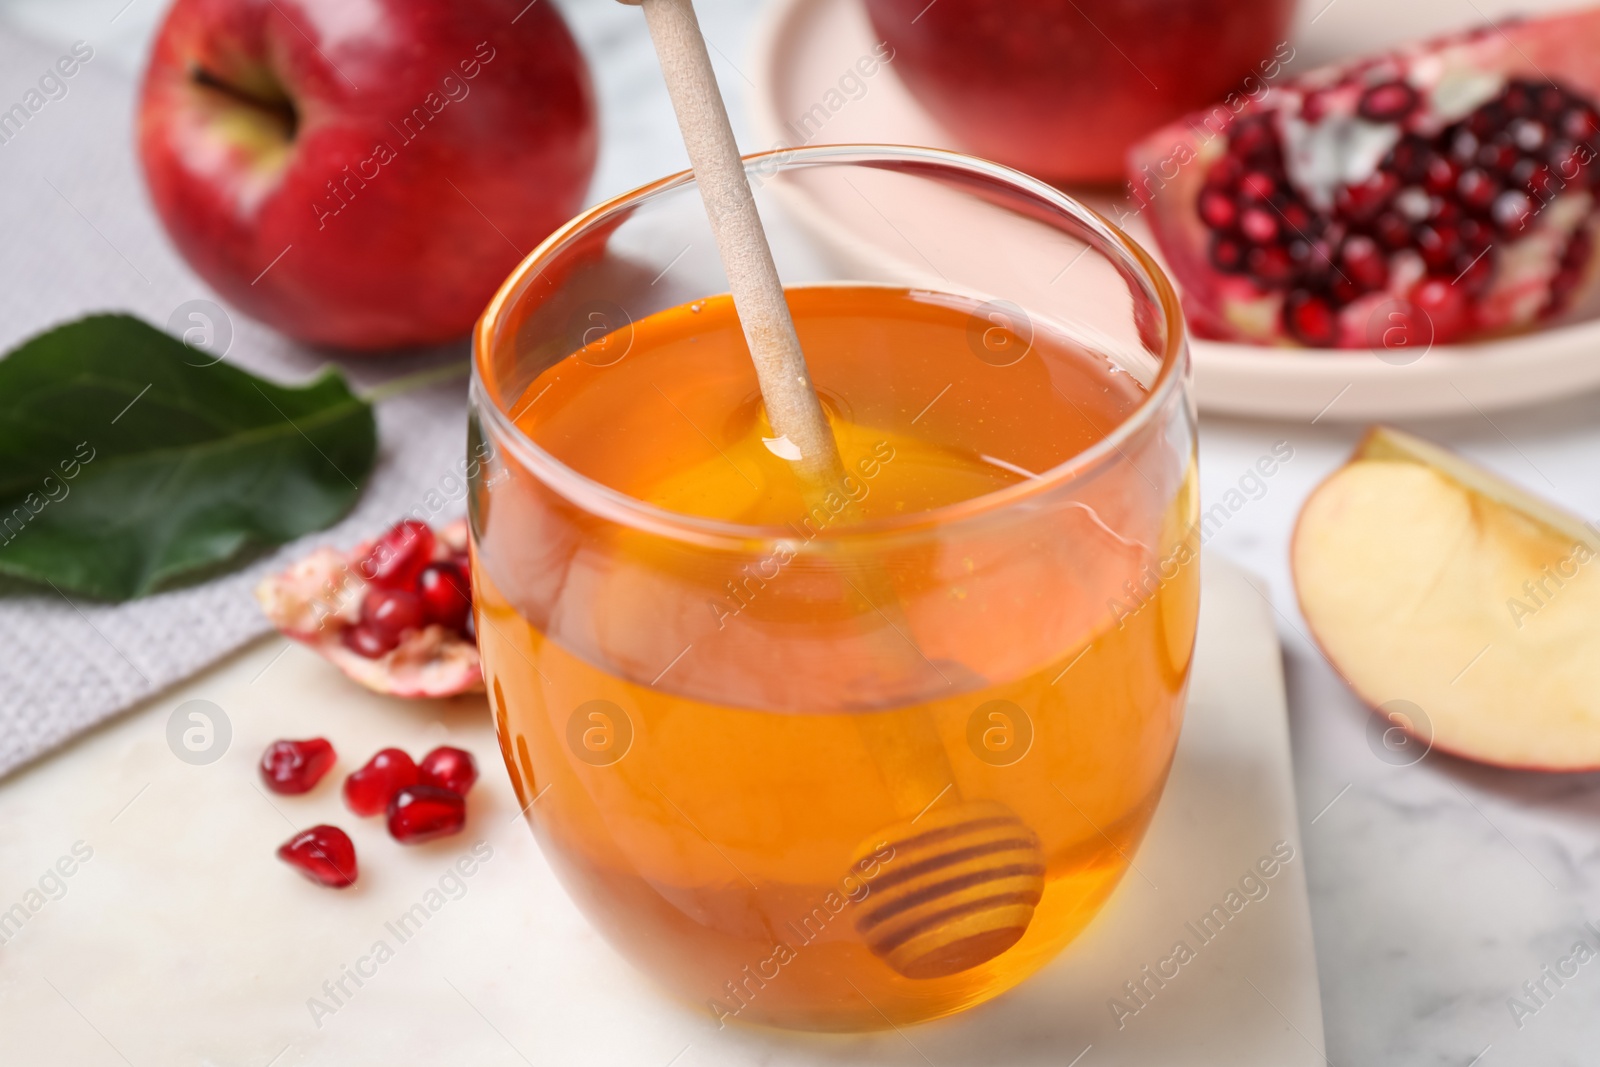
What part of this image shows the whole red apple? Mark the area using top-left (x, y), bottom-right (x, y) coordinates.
top-left (864, 0), bottom-right (1293, 184)
top-left (138, 0), bottom-right (597, 351)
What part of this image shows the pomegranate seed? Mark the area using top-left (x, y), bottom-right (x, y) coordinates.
top-left (1230, 117), bottom-right (1275, 160)
top-left (344, 748), bottom-right (419, 817)
top-left (1359, 82), bottom-right (1419, 122)
top-left (1210, 233), bottom-right (1246, 273)
top-left (1417, 223), bottom-right (1461, 271)
top-left (1240, 171), bottom-right (1278, 201)
top-left (1340, 235), bottom-right (1389, 290)
top-left (1457, 169), bottom-right (1500, 210)
top-left (1210, 155), bottom-right (1246, 189)
top-left (419, 746), bottom-right (479, 796)
top-left (1475, 140), bottom-right (1518, 174)
top-left (1491, 189), bottom-right (1534, 232)
top-left (1423, 156), bottom-right (1460, 195)
top-left (1548, 139), bottom-right (1585, 177)
top-left (1450, 129), bottom-right (1481, 164)
top-left (277, 825), bottom-right (357, 888)
top-left (362, 587), bottom-right (426, 643)
top-left (1510, 118), bottom-right (1549, 153)
top-left (1375, 211), bottom-right (1413, 249)
top-left (1336, 171), bottom-right (1398, 220)
top-left (1246, 245), bottom-right (1293, 284)
top-left (1413, 278), bottom-right (1471, 341)
top-left (1429, 196), bottom-right (1463, 224)
top-left (1562, 106), bottom-right (1600, 142)
top-left (342, 622), bottom-right (398, 659)
top-left (1540, 86), bottom-right (1572, 120)
top-left (260, 738), bottom-right (336, 795)
top-left (1453, 249), bottom-right (1494, 294)
top-left (1468, 106), bottom-right (1507, 139)
top-left (1239, 207), bottom-right (1280, 243)
top-left (1284, 290), bottom-right (1337, 346)
top-left (1278, 199), bottom-right (1312, 232)
top-left (1394, 187), bottom-right (1432, 221)
top-left (1502, 83), bottom-right (1533, 118)
top-left (1516, 160), bottom-right (1560, 198)
top-left (416, 562), bottom-right (472, 631)
top-left (1389, 135), bottom-right (1431, 182)
top-left (1301, 90), bottom-right (1331, 124)
top-left (358, 520), bottom-right (436, 591)
top-left (1198, 188), bottom-right (1237, 229)
top-left (387, 785), bottom-right (467, 844)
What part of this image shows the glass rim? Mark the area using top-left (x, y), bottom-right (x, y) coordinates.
top-left (472, 144), bottom-right (1189, 550)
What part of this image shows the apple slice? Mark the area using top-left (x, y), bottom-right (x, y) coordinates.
top-left (1293, 427), bottom-right (1600, 771)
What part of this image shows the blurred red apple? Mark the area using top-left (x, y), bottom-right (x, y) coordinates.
top-left (138, 0), bottom-right (597, 351)
top-left (864, 0), bottom-right (1293, 184)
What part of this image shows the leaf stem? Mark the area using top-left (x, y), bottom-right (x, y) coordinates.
top-left (362, 359), bottom-right (471, 404)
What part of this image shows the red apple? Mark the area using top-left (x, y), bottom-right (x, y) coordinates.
top-left (138, 0), bottom-right (597, 351)
top-left (864, 0), bottom-right (1293, 184)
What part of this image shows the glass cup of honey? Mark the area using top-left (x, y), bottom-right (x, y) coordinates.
top-left (468, 146), bottom-right (1197, 1031)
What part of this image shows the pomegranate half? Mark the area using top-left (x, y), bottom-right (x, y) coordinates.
top-left (1130, 10), bottom-right (1600, 348)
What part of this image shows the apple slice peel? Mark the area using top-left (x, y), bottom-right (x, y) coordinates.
top-left (1293, 426), bottom-right (1600, 771)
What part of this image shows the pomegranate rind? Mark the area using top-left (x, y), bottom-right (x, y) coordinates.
top-left (1131, 11), bottom-right (1600, 348)
top-left (254, 519), bottom-right (483, 699)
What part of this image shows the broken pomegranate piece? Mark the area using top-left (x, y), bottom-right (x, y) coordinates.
top-left (1130, 10), bottom-right (1600, 348)
top-left (277, 825), bottom-right (358, 888)
top-left (255, 518), bottom-right (483, 698)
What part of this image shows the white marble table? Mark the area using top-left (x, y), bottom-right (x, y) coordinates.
top-left (2, 0), bottom-right (1599, 1064)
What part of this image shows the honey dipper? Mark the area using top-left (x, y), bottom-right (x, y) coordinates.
top-left (618, 0), bottom-right (1046, 980)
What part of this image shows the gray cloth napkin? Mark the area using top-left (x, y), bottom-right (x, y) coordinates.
top-left (0, 28), bottom-right (476, 777)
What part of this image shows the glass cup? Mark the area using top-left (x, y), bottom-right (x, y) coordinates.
top-left (468, 146), bottom-right (1197, 1031)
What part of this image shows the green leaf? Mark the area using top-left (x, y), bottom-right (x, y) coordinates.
top-left (0, 314), bottom-right (376, 601)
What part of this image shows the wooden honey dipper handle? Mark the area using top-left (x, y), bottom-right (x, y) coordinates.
top-left (619, 0), bottom-right (1044, 980)
top-left (619, 0), bottom-right (841, 486)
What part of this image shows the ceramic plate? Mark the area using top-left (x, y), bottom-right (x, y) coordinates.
top-left (747, 0), bottom-right (1600, 421)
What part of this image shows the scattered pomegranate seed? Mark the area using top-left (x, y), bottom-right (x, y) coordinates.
top-left (277, 825), bottom-right (358, 888)
top-left (387, 785), bottom-right (467, 844)
top-left (260, 738), bottom-right (337, 795)
top-left (358, 520), bottom-right (436, 590)
top-left (419, 746), bottom-right (478, 796)
top-left (362, 587), bottom-right (426, 644)
top-left (417, 562), bottom-right (472, 630)
top-left (344, 748), bottom-right (420, 817)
